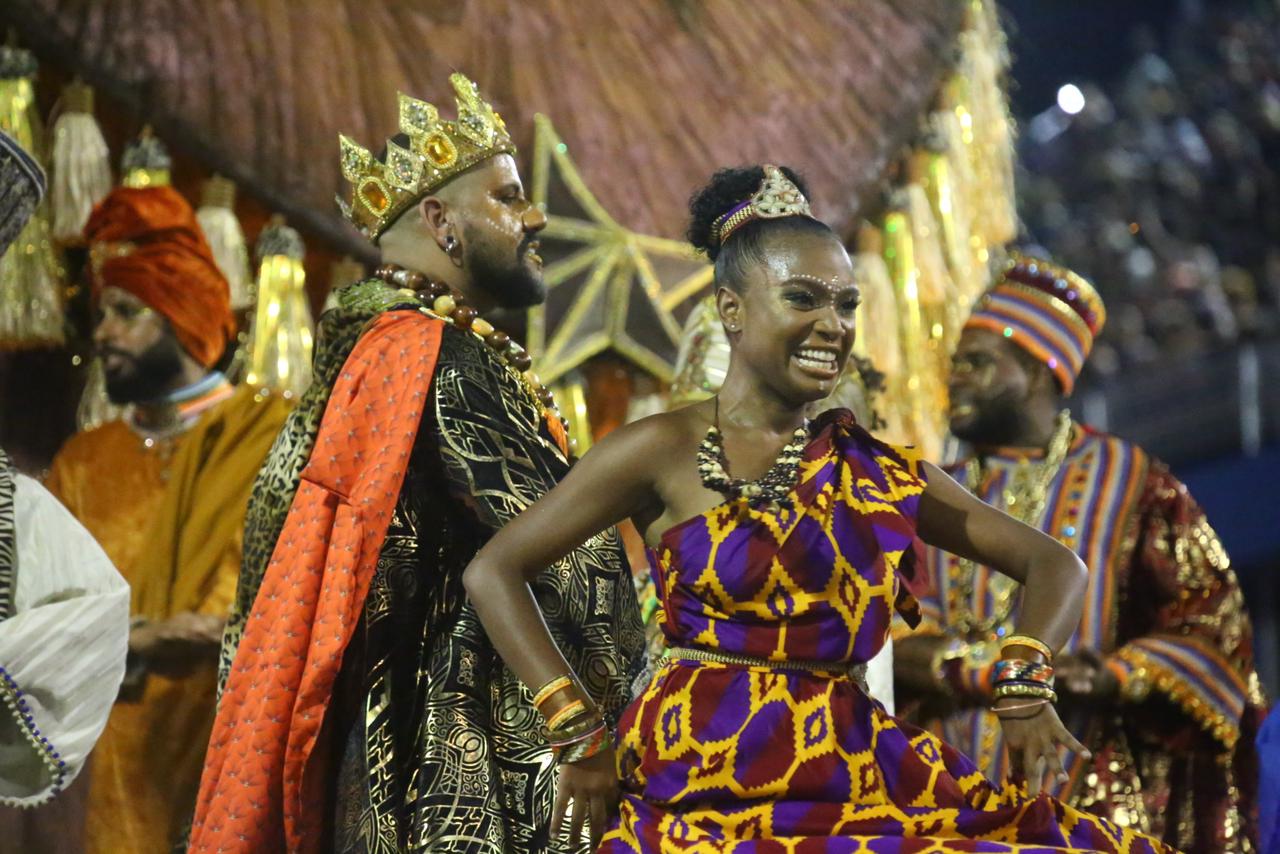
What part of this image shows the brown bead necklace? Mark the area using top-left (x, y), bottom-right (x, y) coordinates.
top-left (373, 264), bottom-right (567, 430)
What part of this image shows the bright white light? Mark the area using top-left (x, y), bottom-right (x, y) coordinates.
top-left (1057, 84), bottom-right (1086, 115)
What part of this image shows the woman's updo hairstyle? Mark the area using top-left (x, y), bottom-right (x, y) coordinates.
top-left (687, 165), bottom-right (835, 291)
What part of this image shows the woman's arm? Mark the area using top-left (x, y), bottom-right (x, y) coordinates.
top-left (915, 461), bottom-right (1091, 793)
top-left (916, 461), bottom-right (1087, 651)
top-left (461, 414), bottom-right (670, 844)
top-left (462, 415), bottom-right (665, 699)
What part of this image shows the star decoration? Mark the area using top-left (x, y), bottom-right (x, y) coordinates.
top-left (524, 114), bottom-right (712, 384)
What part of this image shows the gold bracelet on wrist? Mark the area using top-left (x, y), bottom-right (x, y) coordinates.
top-left (547, 712), bottom-right (604, 745)
top-left (1000, 634), bottom-right (1053, 662)
top-left (546, 699), bottom-right (588, 733)
top-left (532, 675), bottom-right (574, 712)
top-left (991, 681), bottom-right (1057, 701)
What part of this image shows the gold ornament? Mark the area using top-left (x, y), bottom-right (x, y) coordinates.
top-left (244, 217), bottom-right (314, 398)
top-left (337, 73), bottom-right (515, 240)
top-left (0, 43), bottom-right (66, 348)
top-left (712, 164), bottom-right (814, 247)
top-left (524, 114), bottom-right (712, 385)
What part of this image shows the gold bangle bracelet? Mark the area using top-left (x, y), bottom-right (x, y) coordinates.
top-left (546, 699), bottom-right (587, 732)
top-left (991, 682), bottom-right (1057, 702)
top-left (547, 713), bottom-right (604, 745)
top-left (1000, 634), bottom-right (1053, 662)
top-left (532, 675), bottom-right (574, 711)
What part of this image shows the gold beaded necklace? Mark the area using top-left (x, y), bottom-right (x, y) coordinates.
top-left (947, 410), bottom-right (1074, 637)
top-left (374, 264), bottom-right (568, 433)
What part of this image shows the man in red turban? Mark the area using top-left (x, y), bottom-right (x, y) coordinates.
top-left (45, 184), bottom-right (291, 854)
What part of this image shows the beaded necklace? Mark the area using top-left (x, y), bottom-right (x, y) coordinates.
top-left (948, 410), bottom-right (1074, 637)
top-left (373, 264), bottom-right (567, 432)
top-left (696, 396), bottom-right (809, 511)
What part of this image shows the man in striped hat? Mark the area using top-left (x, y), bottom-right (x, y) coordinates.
top-left (896, 253), bottom-right (1265, 852)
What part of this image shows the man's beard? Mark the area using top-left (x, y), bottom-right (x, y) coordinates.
top-left (463, 224), bottom-right (546, 310)
top-left (102, 334), bottom-right (188, 404)
top-left (950, 390), bottom-right (1028, 447)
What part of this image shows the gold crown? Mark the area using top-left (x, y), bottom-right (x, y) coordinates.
top-left (337, 73), bottom-right (516, 241)
top-left (713, 164), bottom-right (813, 246)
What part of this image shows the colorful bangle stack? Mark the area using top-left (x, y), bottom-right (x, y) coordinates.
top-left (990, 634), bottom-right (1057, 718)
top-left (531, 674), bottom-right (612, 765)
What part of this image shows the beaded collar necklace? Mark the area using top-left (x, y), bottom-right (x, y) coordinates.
top-left (696, 396), bottom-right (809, 511)
top-left (373, 264), bottom-right (567, 433)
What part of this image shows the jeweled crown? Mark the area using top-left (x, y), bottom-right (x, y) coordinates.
top-left (713, 164), bottom-right (814, 247)
top-left (337, 73), bottom-right (516, 241)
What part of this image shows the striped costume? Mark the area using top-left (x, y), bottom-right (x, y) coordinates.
top-left (909, 253), bottom-right (1265, 851)
top-left (915, 423), bottom-right (1265, 852)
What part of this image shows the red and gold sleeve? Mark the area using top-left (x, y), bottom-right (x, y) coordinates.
top-left (1105, 465), bottom-right (1263, 751)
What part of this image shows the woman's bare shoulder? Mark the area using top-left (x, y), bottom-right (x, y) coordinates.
top-left (580, 402), bottom-right (710, 467)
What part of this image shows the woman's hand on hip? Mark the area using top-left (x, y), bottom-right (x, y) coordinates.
top-left (553, 746), bottom-right (620, 850)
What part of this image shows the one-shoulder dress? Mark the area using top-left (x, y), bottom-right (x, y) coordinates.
top-left (599, 411), bottom-right (1175, 853)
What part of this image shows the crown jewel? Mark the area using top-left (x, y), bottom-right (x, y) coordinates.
top-left (337, 73), bottom-right (516, 240)
top-left (713, 164), bottom-right (814, 247)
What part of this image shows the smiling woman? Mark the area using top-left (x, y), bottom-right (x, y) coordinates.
top-left (458, 164), bottom-right (1175, 852)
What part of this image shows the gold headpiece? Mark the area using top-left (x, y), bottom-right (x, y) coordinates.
top-left (713, 164), bottom-right (814, 247)
top-left (337, 73), bottom-right (516, 241)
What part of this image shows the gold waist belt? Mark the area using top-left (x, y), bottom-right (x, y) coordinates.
top-left (665, 646), bottom-right (870, 694)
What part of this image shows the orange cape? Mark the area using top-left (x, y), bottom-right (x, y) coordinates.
top-left (190, 311), bottom-right (443, 852)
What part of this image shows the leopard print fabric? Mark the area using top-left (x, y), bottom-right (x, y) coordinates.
top-left (217, 279), bottom-right (426, 695)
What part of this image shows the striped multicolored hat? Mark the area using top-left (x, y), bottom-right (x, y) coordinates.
top-left (965, 253), bottom-right (1106, 394)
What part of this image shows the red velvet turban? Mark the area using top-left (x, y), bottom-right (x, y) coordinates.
top-left (85, 186), bottom-right (236, 368)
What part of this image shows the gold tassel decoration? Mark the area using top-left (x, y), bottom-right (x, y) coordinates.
top-left (245, 216), bottom-right (313, 398)
top-left (0, 43), bottom-right (65, 348)
top-left (196, 176), bottom-right (253, 310)
top-left (48, 80), bottom-right (111, 244)
top-left (905, 178), bottom-right (965, 376)
top-left (323, 255), bottom-right (366, 313)
top-left (882, 205), bottom-right (946, 461)
top-left (919, 128), bottom-right (985, 309)
top-left (942, 0), bottom-right (1017, 258)
top-left (853, 226), bottom-right (908, 441)
top-left (850, 0), bottom-right (1015, 461)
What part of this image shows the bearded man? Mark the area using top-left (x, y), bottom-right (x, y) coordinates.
top-left (193, 74), bottom-right (642, 853)
top-left (44, 184), bottom-right (290, 853)
top-left (895, 253), bottom-right (1266, 852)
top-left (0, 129), bottom-right (129, 854)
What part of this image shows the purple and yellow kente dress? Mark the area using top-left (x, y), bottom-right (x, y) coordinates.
top-left (599, 411), bottom-right (1174, 853)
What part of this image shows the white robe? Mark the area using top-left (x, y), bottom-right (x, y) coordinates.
top-left (0, 474), bottom-right (129, 807)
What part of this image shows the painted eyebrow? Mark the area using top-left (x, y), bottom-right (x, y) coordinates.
top-left (781, 275), bottom-right (861, 296)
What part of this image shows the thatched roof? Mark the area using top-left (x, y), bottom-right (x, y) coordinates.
top-left (3, 1), bottom-right (964, 257)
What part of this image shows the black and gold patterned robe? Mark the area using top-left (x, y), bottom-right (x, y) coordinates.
top-left (218, 281), bottom-right (644, 852)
